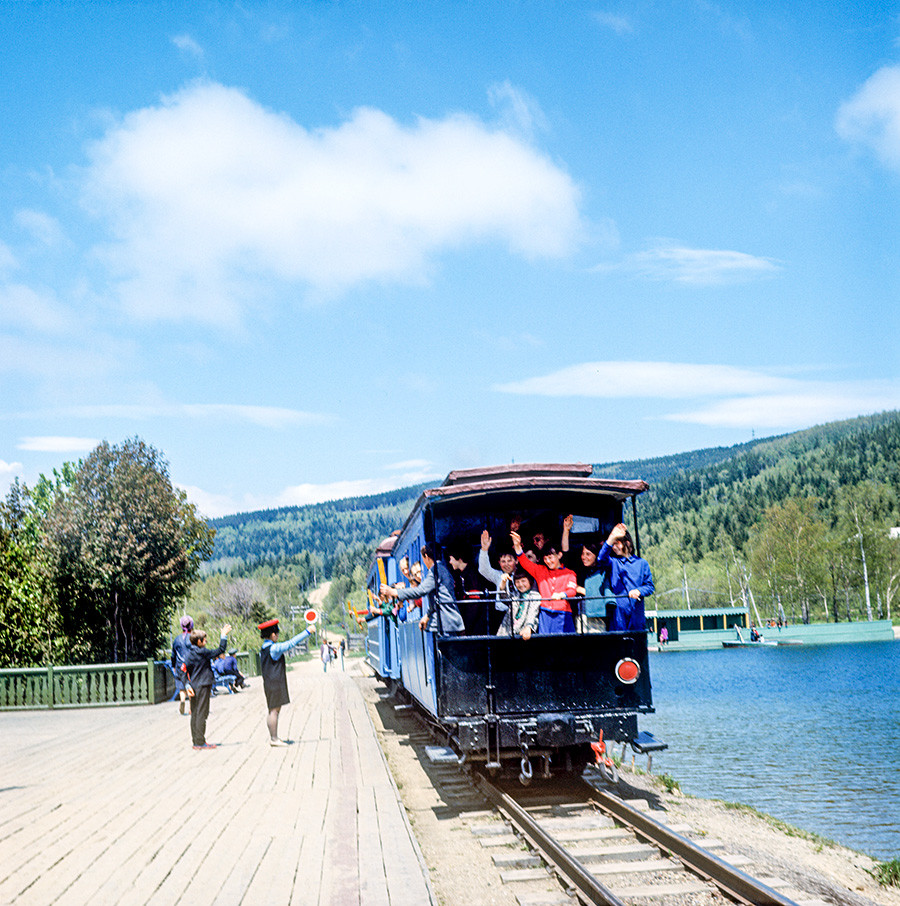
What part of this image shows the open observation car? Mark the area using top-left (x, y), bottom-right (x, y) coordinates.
top-left (365, 463), bottom-right (663, 780)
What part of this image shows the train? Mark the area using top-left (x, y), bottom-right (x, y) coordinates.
top-left (364, 462), bottom-right (665, 781)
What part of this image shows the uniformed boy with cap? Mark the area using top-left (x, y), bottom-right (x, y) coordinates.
top-left (259, 618), bottom-right (313, 747)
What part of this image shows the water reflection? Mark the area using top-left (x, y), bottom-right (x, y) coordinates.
top-left (642, 641), bottom-right (900, 861)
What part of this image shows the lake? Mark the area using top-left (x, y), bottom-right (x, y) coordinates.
top-left (640, 640), bottom-right (900, 861)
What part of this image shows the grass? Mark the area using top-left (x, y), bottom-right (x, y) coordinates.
top-left (656, 773), bottom-right (681, 794)
top-left (871, 859), bottom-right (900, 888)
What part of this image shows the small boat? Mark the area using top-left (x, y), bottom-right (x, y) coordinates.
top-left (723, 626), bottom-right (776, 648)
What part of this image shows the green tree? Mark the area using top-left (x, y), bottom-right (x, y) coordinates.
top-left (44, 438), bottom-right (215, 663)
top-left (749, 498), bottom-right (827, 624)
top-left (832, 481), bottom-right (899, 621)
top-left (0, 482), bottom-right (64, 667)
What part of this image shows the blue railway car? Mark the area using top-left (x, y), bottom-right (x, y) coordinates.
top-left (365, 463), bottom-right (662, 779)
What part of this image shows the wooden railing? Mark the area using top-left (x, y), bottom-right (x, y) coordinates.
top-left (0, 661), bottom-right (155, 709)
top-left (0, 652), bottom-right (257, 710)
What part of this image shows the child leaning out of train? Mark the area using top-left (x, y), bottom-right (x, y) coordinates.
top-left (597, 523), bottom-right (654, 632)
top-left (496, 569), bottom-right (541, 639)
top-left (511, 530), bottom-right (579, 634)
top-left (479, 530), bottom-right (537, 638)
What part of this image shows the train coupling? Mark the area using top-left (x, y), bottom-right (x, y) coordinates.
top-left (518, 739), bottom-right (532, 786)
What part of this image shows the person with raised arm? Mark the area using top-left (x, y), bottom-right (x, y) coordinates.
top-left (379, 544), bottom-right (465, 635)
top-left (597, 523), bottom-right (654, 631)
top-left (511, 530), bottom-right (578, 634)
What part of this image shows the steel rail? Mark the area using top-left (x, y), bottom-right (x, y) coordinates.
top-left (585, 782), bottom-right (801, 906)
top-left (473, 772), bottom-right (629, 906)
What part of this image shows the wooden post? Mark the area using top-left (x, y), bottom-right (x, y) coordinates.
top-left (46, 664), bottom-right (54, 709)
top-left (147, 659), bottom-right (156, 704)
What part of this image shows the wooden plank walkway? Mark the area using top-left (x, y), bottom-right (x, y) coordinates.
top-left (0, 658), bottom-right (435, 906)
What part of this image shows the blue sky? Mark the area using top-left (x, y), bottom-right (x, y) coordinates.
top-left (2, 1), bottom-right (900, 517)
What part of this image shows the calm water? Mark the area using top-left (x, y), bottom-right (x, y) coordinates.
top-left (640, 640), bottom-right (900, 861)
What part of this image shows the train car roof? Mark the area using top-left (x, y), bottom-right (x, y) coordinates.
top-left (389, 463), bottom-right (649, 553)
top-left (427, 462), bottom-right (648, 502)
top-left (374, 531), bottom-right (400, 557)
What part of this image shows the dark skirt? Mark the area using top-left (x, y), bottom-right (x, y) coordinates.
top-left (264, 675), bottom-right (290, 710)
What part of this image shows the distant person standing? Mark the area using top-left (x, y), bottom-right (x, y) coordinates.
top-left (171, 615), bottom-right (194, 715)
top-left (184, 623), bottom-right (232, 750)
top-left (321, 642), bottom-right (333, 672)
top-left (259, 618), bottom-right (313, 747)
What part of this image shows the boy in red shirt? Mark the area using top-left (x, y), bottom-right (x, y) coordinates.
top-left (511, 531), bottom-right (578, 634)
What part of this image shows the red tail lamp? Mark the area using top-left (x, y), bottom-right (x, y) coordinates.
top-left (614, 658), bottom-right (640, 685)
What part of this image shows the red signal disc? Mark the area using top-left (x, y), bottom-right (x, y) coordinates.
top-left (304, 609), bottom-right (318, 624)
top-left (615, 658), bottom-right (640, 685)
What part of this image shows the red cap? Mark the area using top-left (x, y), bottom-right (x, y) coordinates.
top-left (257, 618), bottom-right (279, 631)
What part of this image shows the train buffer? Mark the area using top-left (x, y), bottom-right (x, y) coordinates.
top-left (627, 731), bottom-right (668, 773)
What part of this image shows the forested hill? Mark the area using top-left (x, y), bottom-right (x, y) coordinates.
top-left (208, 409), bottom-right (900, 577)
top-left (208, 484), bottom-right (428, 571)
top-left (637, 409), bottom-right (900, 553)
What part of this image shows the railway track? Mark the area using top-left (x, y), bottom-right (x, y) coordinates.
top-left (468, 767), bottom-right (825, 906)
top-left (378, 689), bottom-right (839, 906)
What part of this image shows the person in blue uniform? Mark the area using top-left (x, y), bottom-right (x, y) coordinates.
top-left (184, 623), bottom-right (232, 749)
top-left (171, 614), bottom-right (194, 714)
top-left (259, 618), bottom-right (313, 747)
top-left (597, 523), bottom-right (655, 631)
top-left (213, 649), bottom-right (248, 689)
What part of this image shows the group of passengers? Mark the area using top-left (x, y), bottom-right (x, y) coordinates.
top-left (378, 516), bottom-right (654, 638)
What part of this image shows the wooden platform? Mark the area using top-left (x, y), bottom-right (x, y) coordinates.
top-left (0, 657), bottom-right (435, 906)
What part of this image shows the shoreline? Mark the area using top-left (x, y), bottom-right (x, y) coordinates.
top-left (615, 766), bottom-right (900, 905)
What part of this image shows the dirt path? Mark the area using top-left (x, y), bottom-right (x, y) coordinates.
top-left (307, 579), bottom-right (331, 608)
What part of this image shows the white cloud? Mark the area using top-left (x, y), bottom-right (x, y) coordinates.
top-left (487, 80), bottom-right (548, 138)
top-left (495, 361), bottom-right (793, 398)
top-left (837, 65), bottom-right (900, 171)
top-left (177, 484), bottom-right (237, 520)
top-left (591, 12), bottom-right (634, 35)
top-left (0, 333), bottom-right (126, 379)
top-left (60, 402), bottom-right (328, 428)
top-left (0, 283), bottom-right (76, 333)
top-left (384, 458), bottom-right (434, 471)
top-left (495, 361), bottom-right (900, 431)
top-left (181, 464), bottom-right (439, 518)
top-left (15, 209), bottom-right (66, 247)
top-left (18, 436), bottom-right (98, 453)
top-left (274, 463), bottom-right (440, 507)
top-left (83, 81), bottom-right (583, 323)
top-left (596, 244), bottom-right (779, 285)
top-left (172, 34), bottom-right (204, 58)
top-left (666, 391), bottom-right (900, 429)
top-left (0, 459), bottom-right (24, 495)
top-left (0, 242), bottom-right (17, 273)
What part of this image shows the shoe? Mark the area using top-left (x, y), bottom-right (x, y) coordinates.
top-left (269, 738), bottom-right (289, 747)
top-left (179, 700), bottom-right (185, 715)
top-left (193, 743), bottom-right (217, 750)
